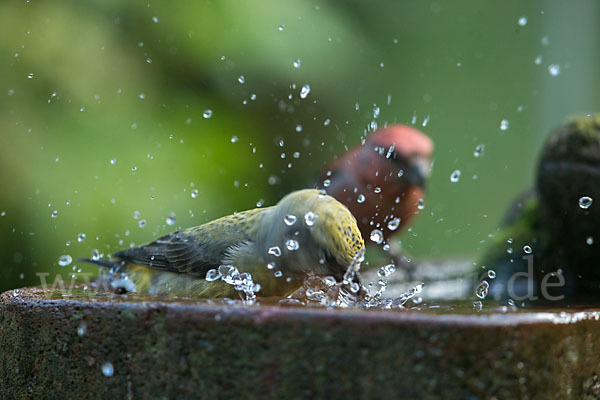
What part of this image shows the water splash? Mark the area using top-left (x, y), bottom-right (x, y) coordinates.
top-left (205, 265), bottom-right (261, 303)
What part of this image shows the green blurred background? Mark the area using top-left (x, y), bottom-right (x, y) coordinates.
top-left (1, 0), bottom-right (599, 293)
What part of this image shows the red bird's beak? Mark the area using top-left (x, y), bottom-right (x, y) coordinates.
top-left (404, 155), bottom-right (431, 189)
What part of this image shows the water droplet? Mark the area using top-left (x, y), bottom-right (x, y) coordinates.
top-left (58, 255), bottom-right (72, 267)
top-left (51, 210), bottom-right (58, 218)
top-left (218, 265), bottom-right (236, 281)
top-left (357, 194), bottom-right (366, 203)
top-left (131, 166), bottom-right (137, 171)
top-left (278, 24), bottom-right (285, 31)
top-left (300, 85), bottom-right (310, 99)
top-left (293, 59), bottom-right (301, 68)
top-left (523, 245), bottom-right (532, 254)
top-left (27, 73), bottom-right (34, 79)
top-left (205, 269), bottom-right (222, 282)
top-left (417, 198), bottom-right (425, 210)
top-left (152, 16), bottom-right (159, 23)
top-left (373, 106), bottom-right (380, 119)
top-left (387, 218), bottom-right (401, 231)
top-left (295, 124), bottom-right (303, 133)
top-left (268, 246), bottom-right (282, 257)
top-left (548, 64), bottom-right (561, 77)
top-left (500, 119), bottom-right (510, 131)
top-left (230, 135), bottom-right (239, 143)
top-left (579, 196), bottom-right (593, 209)
top-left (323, 118), bottom-right (331, 126)
top-left (274, 270), bottom-right (283, 278)
top-left (534, 55), bottom-right (542, 65)
top-left (304, 211), bottom-right (317, 226)
top-left (488, 270), bottom-right (496, 279)
top-left (377, 264), bottom-right (396, 278)
top-left (91, 249), bottom-right (100, 261)
top-left (475, 281), bottom-right (489, 299)
top-left (138, 219), bottom-right (146, 228)
top-left (191, 189), bottom-right (199, 198)
top-left (541, 36), bottom-right (550, 46)
top-left (284, 214), bottom-right (297, 226)
top-left (77, 322), bottom-right (87, 337)
top-left (323, 179), bottom-right (331, 187)
top-left (518, 16), bottom-right (527, 26)
top-left (237, 75), bottom-right (245, 84)
top-left (77, 233), bottom-right (86, 243)
top-left (450, 170), bottom-right (461, 183)
top-left (286, 239), bottom-right (299, 251)
top-left (370, 229), bottom-right (384, 244)
top-left (422, 115), bottom-right (430, 127)
top-left (101, 361), bottom-right (114, 377)
top-left (587, 237), bottom-right (594, 245)
top-left (166, 212), bottom-right (176, 226)
top-left (203, 109), bottom-right (212, 118)
top-left (473, 144), bottom-right (485, 157)
top-left (473, 301), bottom-right (482, 311)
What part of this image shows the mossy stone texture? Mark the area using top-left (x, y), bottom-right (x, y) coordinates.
top-left (2, 287), bottom-right (600, 399)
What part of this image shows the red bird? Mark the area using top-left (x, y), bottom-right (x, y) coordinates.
top-left (320, 124), bottom-right (433, 268)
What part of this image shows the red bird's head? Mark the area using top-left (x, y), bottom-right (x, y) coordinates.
top-left (322, 124), bottom-right (433, 242)
top-left (366, 125), bottom-right (433, 188)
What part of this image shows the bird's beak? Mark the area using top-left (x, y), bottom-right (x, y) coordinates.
top-left (404, 156), bottom-right (430, 188)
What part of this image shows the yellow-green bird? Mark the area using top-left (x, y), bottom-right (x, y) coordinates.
top-left (84, 189), bottom-right (365, 299)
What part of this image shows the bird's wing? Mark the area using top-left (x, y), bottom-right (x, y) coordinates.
top-left (111, 207), bottom-right (268, 277)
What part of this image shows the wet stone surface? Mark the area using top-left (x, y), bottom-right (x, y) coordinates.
top-left (2, 286), bottom-right (600, 399)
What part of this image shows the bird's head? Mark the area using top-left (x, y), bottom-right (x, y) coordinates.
top-left (265, 189), bottom-right (365, 281)
top-left (309, 191), bottom-right (365, 272)
top-left (537, 114), bottom-right (600, 275)
top-left (367, 124), bottom-right (434, 189)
